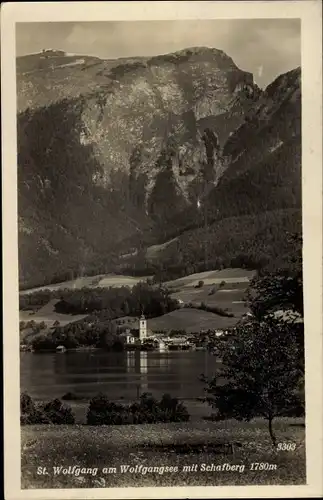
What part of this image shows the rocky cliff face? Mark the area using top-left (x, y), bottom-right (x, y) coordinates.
top-left (18, 47), bottom-right (259, 200)
top-left (204, 66), bottom-right (301, 218)
top-left (17, 48), bottom-right (300, 288)
top-left (145, 65), bottom-right (301, 277)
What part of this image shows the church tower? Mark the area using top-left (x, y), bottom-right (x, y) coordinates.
top-left (139, 314), bottom-right (147, 341)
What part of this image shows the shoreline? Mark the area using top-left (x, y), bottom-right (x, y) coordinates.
top-left (21, 345), bottom-right (203, 353)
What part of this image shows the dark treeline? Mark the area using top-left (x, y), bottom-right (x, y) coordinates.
top-left (30, 321), bottom-right (120, 351)
top-left (20, 282), bottom-right (178, 318)
top-left (55, 282), bottom-right (178, 317)
top-left (20, 289), bottom-right (57, 310)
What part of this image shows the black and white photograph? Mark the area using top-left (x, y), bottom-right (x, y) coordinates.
top-left (2, 1), bottom-right (322, 499)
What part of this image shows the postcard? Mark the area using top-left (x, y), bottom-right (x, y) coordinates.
top-left (1, 1), bottom-right (322, 499)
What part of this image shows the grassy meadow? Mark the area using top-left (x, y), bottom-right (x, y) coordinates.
top-left (21, 417), bottom-right (305, 488)
top-left (147, 308), bottom-right (238, 333)
top-left (165, 268), bottom-right (256, 288)
top-left (19, 299), bottom-right (87, 329)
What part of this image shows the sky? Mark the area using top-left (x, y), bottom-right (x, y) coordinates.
top-left (16, 19), bottom-right (301, 88)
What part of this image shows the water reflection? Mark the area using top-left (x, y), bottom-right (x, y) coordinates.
top-left (126, 351), bottom-right (136, 373)
top-left (148, 354), bottom-right (170, 369)
top-left (21, 350), bottom-right (215, 401)
top-left (139, 352), bottom-right (148, 393)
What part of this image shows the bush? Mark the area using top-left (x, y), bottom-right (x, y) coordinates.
top-left (86, 392), bottom-right (190, 425)
top-left (42, 399), bottom-right (75, 424)
top-left (87, 393), bottom-right (126, 425)
top-left (21, 408), bottom-right (52, 425)
top-left (20, 393), bottom-right (75, 425)
top-left (21, 392), bottom-right (35, 414)
top-left (199, 302), bottom-right (234, 317)
top-left (159, 393), bottom-right (190, 422)
top-left (20, 392), bottom-right (49, 424)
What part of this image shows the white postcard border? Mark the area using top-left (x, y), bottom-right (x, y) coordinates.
top-left (2, 1), bottom-right (322, 499)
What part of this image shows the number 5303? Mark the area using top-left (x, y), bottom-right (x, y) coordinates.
top-left (277, 442), bottom-right (296, 451)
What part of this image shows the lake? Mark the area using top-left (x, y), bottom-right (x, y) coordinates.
top-left (20, 350), bottom-right (220, 402)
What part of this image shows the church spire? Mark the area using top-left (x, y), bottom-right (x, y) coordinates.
top-left (139, 313), bottom-right (147, 341)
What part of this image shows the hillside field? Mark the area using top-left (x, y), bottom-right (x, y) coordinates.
top-left (145, 237), bottom-right (179, 260)
top-left (164, 268), bottom-right (254, 329)
top-left (19, 299), bottom-right (87, 332)
top-left (165, 268), bottom-right (256, 289)
top-left (20, 274), bottom-right (151, 295)
top-left (148, 308), bottom-right (239, 333)
top-left (19, 268), bottom-right (254, 332)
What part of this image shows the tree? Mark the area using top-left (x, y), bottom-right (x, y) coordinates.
top-left (31, 333), bottom-right (55, 351)
top-left (247, 232), bottom-right (303, 320)
top-left (247, 271), bottom-right (303, 320)
top-left (205, 316), bottom-right (304, 447)
top-left (245, 230), bottom-right (304, 374)
top-left (122, 300), bottom-right (130, 316)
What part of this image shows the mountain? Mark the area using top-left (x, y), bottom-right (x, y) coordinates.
top-left (208, 67), bottom-right (301, 217)
top-left (143, 67), bottom-right (301, 277)
top-left (17, 48), bottom-right (301, 289)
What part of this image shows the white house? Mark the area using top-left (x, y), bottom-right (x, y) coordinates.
top-left (119, 331), bottom-right (136, 344)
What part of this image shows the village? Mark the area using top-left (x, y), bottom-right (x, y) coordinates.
top-left (19, 269), bottom-right (256, 354)
top-left (109, 313), bottom-right (228, 352)
top-left (21, 312), bottom-right (229, 353)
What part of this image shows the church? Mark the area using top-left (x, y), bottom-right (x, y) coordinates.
top-left (118, 314), bottom-right (153, 345)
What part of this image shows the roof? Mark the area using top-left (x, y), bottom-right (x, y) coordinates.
top-left (167, 336), bottom-right (189, 344)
